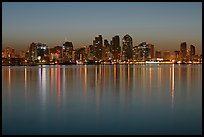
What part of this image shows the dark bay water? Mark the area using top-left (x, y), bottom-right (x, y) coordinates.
top-left (2, 64), bottom-right (202, 135)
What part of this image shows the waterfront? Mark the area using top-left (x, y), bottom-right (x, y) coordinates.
top-left (2, 64), bottom-right (202, 135)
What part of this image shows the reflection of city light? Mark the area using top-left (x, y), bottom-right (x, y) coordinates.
top-left (8, 66), bottom-right (11, 96)
top-left (149, 67), bottom-right (152, 89)
top-left (114, 65), bottom-right (116, 95)
top-left (84, 65), bottom-right (87, 95)
top-left (171, 64), bottom-right (175, 109)
top-left (24, 67), bottom-right (27, 90)
top-left (57, 65), bottom-right (60, 97)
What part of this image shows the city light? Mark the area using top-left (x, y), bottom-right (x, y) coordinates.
top-left (2, 34), bottom-right (202, 66)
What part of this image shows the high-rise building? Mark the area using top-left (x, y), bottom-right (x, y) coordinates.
top-left (148, 44), bottom-right (154, 59)
top-left (93, 35), bottom-right (103, 60)
top-left (138, 42), bottom-right (149, 61)
top-left (29, 43), bottom-right (38, 61)
top-left (111, 35), bottom-right (121, 60)
top-left (104, 39), bottom-right (112, 60)
top-left (63, 41), bottom-right (73, 60)
top-left (132, 46), bottom-right (139, 61)
top-left (36, 43), bottom-right (49, 62)
top-left (190, 45), bottom-right (195, 57)
top-left (180, 42), bottom-right (187, 59)
top-left (122, 34), bottom-right (133, 60)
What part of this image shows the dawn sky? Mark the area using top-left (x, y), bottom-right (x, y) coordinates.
top-left (2, 2), bottom-right (202, 54)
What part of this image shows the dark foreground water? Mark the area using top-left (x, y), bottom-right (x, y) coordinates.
top-left (2, 64), bottom-right (202, 135)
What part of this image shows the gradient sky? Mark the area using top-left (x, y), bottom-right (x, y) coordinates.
top-left (2, 2), bottom-right (202, 54)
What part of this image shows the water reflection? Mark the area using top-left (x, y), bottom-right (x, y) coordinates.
top-left (8, 66), bottom-right (11, 95)
top-left (171, 64), bottom-right (175, 109)
top-left (57, 65), bottom-right (61, 97)
top-left (2, 65), bottom-right (202, 134)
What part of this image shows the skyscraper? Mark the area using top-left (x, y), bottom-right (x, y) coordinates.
top-left (138, 42), bottom-right (149, 61)
top-left (93, 35), bottom-right (103, 60)
top-left (189, 45), bottom-right (195, 61)
top-left (122, 34), bottom-right (133, 60)
top-left (63, 41), bottom-right (73, 61)
top-left (148, 44), bottom-right (154, 59)
top-left (36, 43), bottom-right (49, 62)
top-left (132, 46), bottom-right (139, 61)
top-left (104, 39), bottom-right (111, 60)
top-left (180, 42), bottom-right (187, 60)
top-left (29, 42), bottom-right (37, 61)
top-left (190, 45), bottom-right (195, 56)
top-left (111, 35), bottom-right (121, 60)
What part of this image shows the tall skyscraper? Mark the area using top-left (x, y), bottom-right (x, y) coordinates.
top-left (190, 45), bottom-right (195, 56)
top-left (148, 44), bottom-right (154, 59)
top-left (132, 46), bottom-right (139, 61)
top-left (104, 39), bottom-right (111, 60)
top-left (63, 41), bottom-right (73, 61)
top-left (93, 35), bottom-right (103, 60)
top-left (29, 42), bottom-right (37, 61)
top-left (180, 42), bottom-right (187, 59)
top-left (122, 34), bottom-right (133, 60)
top-left (111, 35), bottom-right (121, 60)
top-left (138, 42), bottom-right (149, 61)
top-left (190, 45), bottom-right (195, 61)
top-left (36, 43), bottom-right (49, 61)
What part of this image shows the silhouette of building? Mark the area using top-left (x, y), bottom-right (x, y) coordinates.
top-left (93, 35), bottom-right (103, 60)
top-left (180, 42), bottom-right (187, 60)
top-left (132, 46), bottom-right (139, 61)
top-left (36, 43), bottom-right (49, 62)
top-left (104, 39), bottom-right (112, 60)
top-left (29, 43), bottom-right (38, 61)
top-left (122, 34), bottom-right (133, 60)
top-left (138, 42), bottom-right (149, 61)
top-left (111, 35), bottom-right (121, 60)
top-left (63, 41), bottom-right (73, 59)
top-left (148, 44), bottom-right (154, 59)
top-left (190, 45), bottom-right (195, 57)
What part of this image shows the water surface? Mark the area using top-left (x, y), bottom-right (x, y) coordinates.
top-left (2, 64), bottom-right (202, 135)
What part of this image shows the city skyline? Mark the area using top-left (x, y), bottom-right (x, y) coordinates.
top-left (2, 2), bottom-right (202, 54)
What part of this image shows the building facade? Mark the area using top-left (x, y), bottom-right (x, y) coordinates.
top-left (111, 35), bottom-right (121, 60)
top-left (122, 34), bottom-right (133, 60)
top-left (93, 35), bottom-right (103, 60)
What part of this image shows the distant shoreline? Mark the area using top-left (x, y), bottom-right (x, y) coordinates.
top-left (2, 63), bottom-right (202, 67)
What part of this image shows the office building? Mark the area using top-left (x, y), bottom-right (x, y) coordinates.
top-left (148, 44), bottom-right (154, 59)
top-left (111, 35), bottom-right (121, 60)
top-left (180, 42), bottom-right (187, 59)
top-left (138, 42), bottom-right (149, 61)
top-left (122, 34), bottom-right (133, 60)
top-left (93, 35), bottom-right (103, 60)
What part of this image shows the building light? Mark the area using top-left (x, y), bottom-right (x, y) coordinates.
top-left (177, 61), bottom-right (182, 64)
top-left (37, 56), bottom-right (41, 60)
